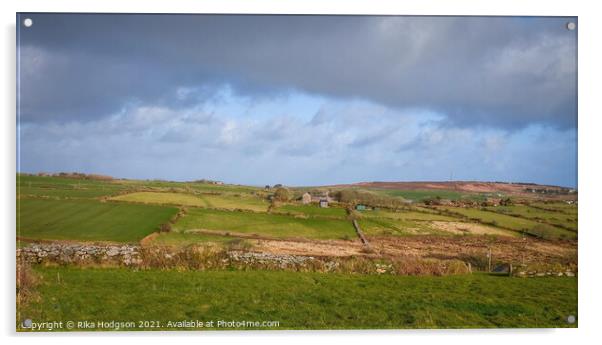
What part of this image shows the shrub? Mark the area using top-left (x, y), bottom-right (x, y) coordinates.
top-left (16, 259), bottom-right (39, 306)
top-left (273, 188), bottom-right (291, 202)
top-left (159, 223), bottom-right (172, 232)
top-left (226, 239), bottom-right (253, 252)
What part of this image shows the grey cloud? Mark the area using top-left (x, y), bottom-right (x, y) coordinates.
top-left (18, 100), bottom-right (577, 187)
top-left (18, 14), bottom-right (576, 129)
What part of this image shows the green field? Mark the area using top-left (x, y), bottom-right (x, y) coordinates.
top-left (358, 217), bottom-right (442, 236)
top-left (362, 209), bottom-right (457, 222)
top-left (197, 193), bottom-right (268, 212)
top-left (121, 179), bottom-right (263, 195)
top-left (112, 191), bottom-right (268, 212)
top-left (438, 207), bottom-right (576, 240)
top-left (111, 192), bottom-right (208, 207)
top-left (375, 189), bottom-right (483, 202)
top-left (17, 199), bottom-right (178, 242)
top-left (530, 202), bottom-right (578, 215)
top-left (18, 267), bottom-right (577, 331)
top-left (485, 205), bottom-right (577, 232)
top-left (18, 175), bottom-right (126, 199)
top-left (173, 208), bottom-right (355, 240)
top-left (273, 204), bottom-right (348, 218)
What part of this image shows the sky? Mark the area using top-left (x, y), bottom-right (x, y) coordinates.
top-left (17, 14), bottom-right (577, 187)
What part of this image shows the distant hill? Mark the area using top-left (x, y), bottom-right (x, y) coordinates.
top-left (331, 181), bottom-right (577, 199)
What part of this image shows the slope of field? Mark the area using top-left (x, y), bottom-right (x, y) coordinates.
top-left (377, 189), bottom-right (480, 201)
top-left (18, 175), bottom-right (125, 199)
top-left (344, 181), bottom-right (575, 199)
top-left (17, 199), bottom-right (178, 242)
top-left (485, 205), bottom-right (577, 232)
top-left (19, 267), bottom-right (577, 330)
top-left (111, 191), bottom-right (268, 212)
top-left (437, 207), bottom-right (576, 240)
top-left (111, 192), bottom-right (207, 207)
top-left (173, 208), bottom-right (355, 240)
top-left (530, 202), bottom-right (578, 215)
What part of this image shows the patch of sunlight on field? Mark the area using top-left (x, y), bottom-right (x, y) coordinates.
top-left (485, 205), bottom-right (577, 232)
top-left (111, 191), bottom-right (269, 212)
top-left (111, 192), bottom-right (208, 207)
top-left (198, 193), bottom-right (269, 212)
top-left (358, 217), bottom-right (446, 236)
top-left (437, 206), bottom-right (576, 240)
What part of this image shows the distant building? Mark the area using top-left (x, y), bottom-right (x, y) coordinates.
top-left (355, 204), bottom-right (367, 211)
top-left (302, 192), bottom-right (312, 204)
top-left (310, 191), bottom-right (333, 203)
top-left (319, 199), bottom-right (329, 208)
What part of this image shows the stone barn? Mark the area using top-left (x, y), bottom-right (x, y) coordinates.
top-left (302, 192), bottom-right (312, 204)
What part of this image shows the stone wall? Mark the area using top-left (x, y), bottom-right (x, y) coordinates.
top-left (17, 243), bottom-right (142, 266)
top-left (17, 243), bottom-right (576, 277)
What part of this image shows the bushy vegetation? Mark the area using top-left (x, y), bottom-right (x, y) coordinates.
top-left (331, 189), bottom-right (409, 208)
top-left (273, 187), bottom-right (291, 202)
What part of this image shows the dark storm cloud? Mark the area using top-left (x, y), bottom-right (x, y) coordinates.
top-left (18, 14), bottom-right (576, 129)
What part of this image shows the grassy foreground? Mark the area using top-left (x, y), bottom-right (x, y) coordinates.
top-left (19, 267), bottom-right (577, 331)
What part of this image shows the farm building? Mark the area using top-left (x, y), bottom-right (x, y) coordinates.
top-left (355, 204), bottom-right (367, 211)
top-left (319, 199), bottom-right (329, 208)
top-left (301, 192), bottom-right (312, 204)
top-left (310, 192), bottom-right (334, 203)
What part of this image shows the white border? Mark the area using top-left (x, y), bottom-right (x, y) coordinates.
top-left (2, 0), bottom-right (601, 344)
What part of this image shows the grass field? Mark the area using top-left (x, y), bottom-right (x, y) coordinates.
top-left (18, 267), bottom-right (577, 331)
top-left (374, 189), bottom-right (484, 202)
top-left (530, 202), bottom-right (578, 215)
top-left (120, 179), bottom-right (263, 195)
top-left (358, 217), bottom-right (442, 236)
top-left (112, 191), bottom-right (268, 212)
top-left (485, 205), bottom-right (577, 232)
top-left (17, 199), bottom-right (178, 242)
top-left (18, 175), bottom-right (126, 199)
top-left (438, 207), bottom-right (576, 240)
top-left (111, 192), bottom-right (207, 207)
top-left (174, 208), bottom-right (355, 240)
top-left (197, 193), bottom-right (268, 212)
top-left (273, 204), bottom-right (348, 218)
top-left (362, 209), bottom-right (457, 222)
